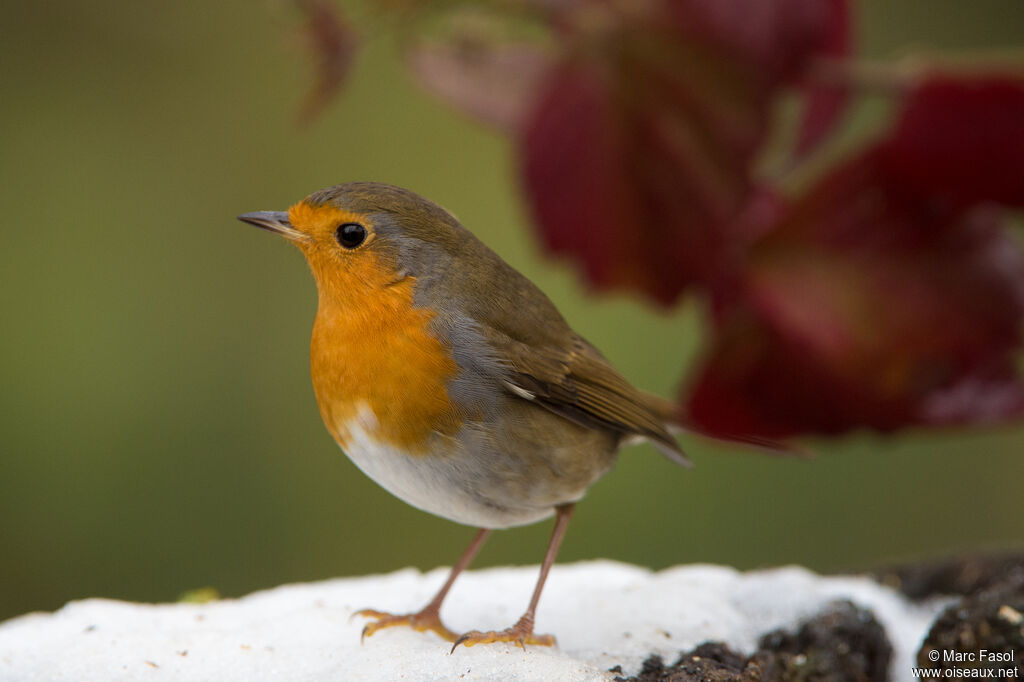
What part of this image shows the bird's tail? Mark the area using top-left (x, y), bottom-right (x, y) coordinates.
top-left (641, 393), bottom-right (807, 462)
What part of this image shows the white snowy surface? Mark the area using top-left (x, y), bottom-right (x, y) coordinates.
top-left (0, 560), bottom-right (947, 681)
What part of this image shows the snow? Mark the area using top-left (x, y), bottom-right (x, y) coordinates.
top-left (0, 560), bottom-right (946, 681)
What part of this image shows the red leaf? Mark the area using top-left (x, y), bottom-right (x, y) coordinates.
top-left (666, 0), bottom-right (849, 84)
top-left (521, 56), bottom-right (765, 303)
top-left (880, 74), bottom-right (1024, 207)
top-left (793, 0), bottom-right (852, 158)
top-left (296, 0), bottom-right (359, 124)
top-left (519, 0), bottom-right (848, 303)
top-left (685, 151), bottom-right (1024, 438)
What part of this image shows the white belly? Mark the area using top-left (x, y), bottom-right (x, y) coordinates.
top-left (336, 406), bottom-right (557, 529)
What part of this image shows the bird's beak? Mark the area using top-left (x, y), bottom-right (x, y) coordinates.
top-left (237, 211), bottom-right (311, 243)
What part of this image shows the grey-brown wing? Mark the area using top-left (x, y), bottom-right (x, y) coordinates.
top-left (501, 335), bottom-right (692, 467)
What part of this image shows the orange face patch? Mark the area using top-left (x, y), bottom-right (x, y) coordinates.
top-left (288, 201), bottom-right (371, 245)
top-left (288, 201), bottom-right (390, 301)
top-left (290, 201), bottom-right (462, 454)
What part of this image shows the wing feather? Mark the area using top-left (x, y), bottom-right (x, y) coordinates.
top-left (500, 336), bottom-right (691, 467)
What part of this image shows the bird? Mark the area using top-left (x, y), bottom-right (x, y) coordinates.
top-left (237, 181), bottom-right (694, 650)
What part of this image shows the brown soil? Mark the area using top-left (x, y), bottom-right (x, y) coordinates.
top-left (915, 565), bottom-right (1024, 681)
top-left (610, 601), bottom-right (890, 682)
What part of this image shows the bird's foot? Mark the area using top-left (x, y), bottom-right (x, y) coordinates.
top-left (450, 614), bottom-right (555, 652)
top-left (354, 605), bottom-right (459, 643)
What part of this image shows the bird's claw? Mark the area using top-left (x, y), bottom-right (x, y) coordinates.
top-left (353, 607), bottom-right (459, 643)
top-left (450, 624), bottom-right (555, 653)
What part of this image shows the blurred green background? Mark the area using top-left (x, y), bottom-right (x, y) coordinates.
top-left (2, 1), bottom-right (1022, 623)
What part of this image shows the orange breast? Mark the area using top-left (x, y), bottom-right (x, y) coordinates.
top-left (309, 269), bottom-right (462, 454)
top-left (288, 199), bottom-right (462, 454)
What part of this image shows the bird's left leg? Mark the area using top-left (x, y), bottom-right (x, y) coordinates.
top-left (355, 527), bottom-right (490, 643)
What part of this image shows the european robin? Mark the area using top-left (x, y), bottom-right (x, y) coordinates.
top-left (238, 182), bottom-right (692, 650)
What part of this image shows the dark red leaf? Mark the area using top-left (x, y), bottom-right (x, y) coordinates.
top-left (685, 151), bottom-right (1024, 438)
top-left (792, 0), bottom-right (852, 158)
top-left (666, 0), bottom-right (849, 84)
top-left (519, 0), bottom-right (848, 303)
top-left (521, 54), bottom-right (765, 303)
top-left (879, 74), bottom-right (1024, 207)
top-left (296, 0), bottom-right (359, 124)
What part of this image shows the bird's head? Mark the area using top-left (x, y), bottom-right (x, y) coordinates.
top-left (238, 182), bottom-right (467, 303)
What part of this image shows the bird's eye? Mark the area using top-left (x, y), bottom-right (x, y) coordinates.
top-left (335, 222), bottom-right (367, 249)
